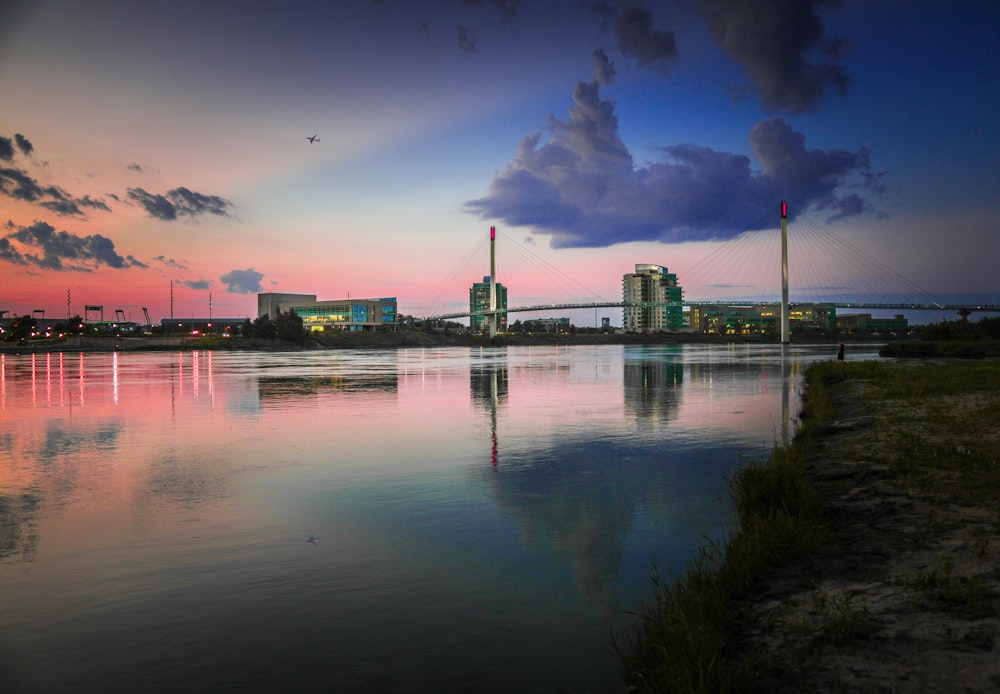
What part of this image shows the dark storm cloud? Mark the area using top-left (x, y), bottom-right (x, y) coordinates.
top-left (220, 268), bottom-right (264, 294)
top-left (466, 79), bottom-right (881, 247)
top-left (613, 6), bottom-right (678, 74)
top-left (693, 0), bottom-right (850, 113)
top-left (3, 221), bottom-right (144, 271)
top-left (591, 49), bottom-right (616, 86)
top-left (456, 24), bottom-right (476, 54)
top-left (127, 186), bottom-right (234, 221)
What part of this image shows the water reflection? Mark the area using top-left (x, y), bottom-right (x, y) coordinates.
top-left (623, 349), bottom-right (683, 421)
top-left (0, 344), bottom-right (880, 693)
top-left (470, 362), bottom-right (507, 468)
top-left (257, 374), bottom-right (398, 401)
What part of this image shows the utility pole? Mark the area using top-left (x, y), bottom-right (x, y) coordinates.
top-left (170, 280), bottom-right (174, 320)
top-left (67, 289), bottom-right (71, 320)
top-left (209, 292), bottom-right (213, 321)
top-left (781, 200), bottom-right (790, 344)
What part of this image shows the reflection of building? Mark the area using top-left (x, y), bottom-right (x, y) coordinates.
top-left (257, 293), bottom-right (396, 332)
top-left (837, 313), bottom-right (908, 334)
top-left (623, 264), bottom-right (684, 332)
top-left (470, 364), bottom-right (508, 406)
top-left (469, 278), bottom-right (508, 333)
top-left (688, 303), bottom-right (836, 335)
top-left (623, 359), bottom-right (682, 420)
top-left (257, 375), bottom-right (398, 402)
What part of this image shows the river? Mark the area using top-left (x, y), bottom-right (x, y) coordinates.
top-left (0, 343), bottom-right (882, 692)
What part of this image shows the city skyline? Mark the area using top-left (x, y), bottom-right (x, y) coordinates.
top-left (2, 1), bottom-right (998, 324)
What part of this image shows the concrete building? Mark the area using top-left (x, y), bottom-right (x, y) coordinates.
top-left (469, 277), bottom-right (508, 333)
top-left (622, 264), bottom-right (684, 333)
top-left (257, 293), bottom-right (397, 332)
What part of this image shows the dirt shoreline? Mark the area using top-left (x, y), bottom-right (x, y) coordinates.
top-left (728, 364), bottom-right (1000, 692)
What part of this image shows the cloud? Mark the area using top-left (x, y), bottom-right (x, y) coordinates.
top-left (3, 221), bottom-right (145, 271)
top-left (182, 279), bottom-right (211, 290)
top-left (0, 132), bottom-right (35, 161)
top-left (14, 133), bottom-right (33, 156)
top-left (591, 49), bottom-right (616, 86)
top-left (154, 254), bottom-right (189, 270)
top-left (465, 79), bottom-right (881, 247)
top-left (220, 268), bottom-right (264, 294)
top-left (0, 236), bottom-right (27, 265)
top-left (456, 24), bottom-right (476, 54)
top-left (127, 162), bottom-right (143, 172)
top-left (613, 6), bottom-right (678, 74)
top-left (693, 0), bottom-right (850, 113)
top-left (0, 166), bottom-right (111, 217)
top-left (127, 186), bottom-right (234, 221)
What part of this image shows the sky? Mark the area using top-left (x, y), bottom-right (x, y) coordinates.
top-left (1, 0), bottom-right (998, 325)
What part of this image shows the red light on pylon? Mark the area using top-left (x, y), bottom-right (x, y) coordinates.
top-left (781, 201), bottom-right (787, 218)
top-left (490, 226), bottom-right (495, 240)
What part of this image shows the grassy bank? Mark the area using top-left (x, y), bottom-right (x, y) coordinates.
top-left (620, 358), bottom-right (1000, 692)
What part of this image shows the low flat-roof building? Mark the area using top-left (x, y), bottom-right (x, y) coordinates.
top-left (837, 313), bottom-right (908, 334)
top-left (257, 293), bottom-right (397, 332)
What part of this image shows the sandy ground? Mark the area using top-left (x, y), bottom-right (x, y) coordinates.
top-left (728, 379), bottom-right (1000, 692)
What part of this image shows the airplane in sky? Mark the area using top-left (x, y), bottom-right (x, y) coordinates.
top-left (307, 135), bottom-right (320, 143)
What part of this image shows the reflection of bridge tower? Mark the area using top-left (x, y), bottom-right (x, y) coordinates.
top-left (471, 363), bottom-right (507, 467)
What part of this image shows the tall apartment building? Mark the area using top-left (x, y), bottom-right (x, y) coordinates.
top-left (622, 264), bottom-right (684, 332)
top-left (469, 276), bottom-right (508, 333)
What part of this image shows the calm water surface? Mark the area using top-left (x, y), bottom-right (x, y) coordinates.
top-left (0, 343), bottom-right (882, 692)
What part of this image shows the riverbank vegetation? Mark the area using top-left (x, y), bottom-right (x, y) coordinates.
top-left (880, 316), bottom-right (1000, 358)
top-left (620, 358), bottom-right (1000, 692)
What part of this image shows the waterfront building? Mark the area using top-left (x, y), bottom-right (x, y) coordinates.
top-left (522, 317), bottom-right (570, 333)
top-left (469, 277), bottom-right (508, 333)
top-left (688, 304), bottom-right (776, 336)
top-left (688, 303), bottom-right (836, 336)
top-left (257, 293), bottom-right (397, 332)
top-left (837, 313), bottom-right (908, 334)
top-left (622, 264), bottom-right (684, 333)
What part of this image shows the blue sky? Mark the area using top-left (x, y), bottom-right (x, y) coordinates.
top-left (1, 0), bottom-right (998, 322)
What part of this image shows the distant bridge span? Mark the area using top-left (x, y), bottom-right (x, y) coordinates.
top-left (419, 300), bottom-right (1000, 322)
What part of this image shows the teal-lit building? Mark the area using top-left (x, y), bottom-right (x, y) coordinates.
top-left (257, 293), bottom-right (396, 332)
top-left (622, 264), bottom-right (684, 332)
top-left (469, 277), bottom-right (507, 333)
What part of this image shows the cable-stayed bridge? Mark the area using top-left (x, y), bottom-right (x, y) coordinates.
top-left (416, 204), bottom-right (999, 328)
